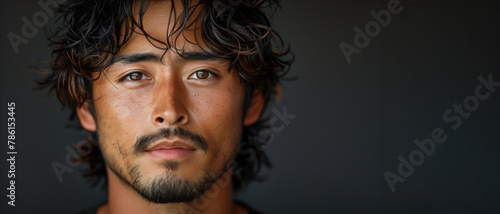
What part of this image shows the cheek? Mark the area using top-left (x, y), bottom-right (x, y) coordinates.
top-left (93, 84), bottom-right (153, 154)
top-left (193, 82), bottom-right (244, 122)
top-left (95, 84), bottom-right (153, 122)
top-left (189, 81), bottom-right (246, 155)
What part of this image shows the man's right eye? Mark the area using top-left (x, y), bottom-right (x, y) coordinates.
top-left (122, 72), bottom-right (148, 81)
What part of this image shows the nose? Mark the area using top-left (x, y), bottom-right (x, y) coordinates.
top-left (151, 74), bottom-right (189, 127)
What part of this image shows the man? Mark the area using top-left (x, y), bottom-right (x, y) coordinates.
top-left (39, 0), bottom-right (291, 213)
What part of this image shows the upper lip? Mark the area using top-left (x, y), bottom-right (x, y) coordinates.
top-left (145, 139), bottom-right (196, 151)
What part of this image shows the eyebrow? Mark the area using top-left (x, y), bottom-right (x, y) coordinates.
top-left (112, 53), bottom-right (161, 64)
top-left (180, 51), bottom-right (220, 62)
top-left (111, 51), bottom-right (222, 65)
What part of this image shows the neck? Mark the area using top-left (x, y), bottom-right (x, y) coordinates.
top-left (98, 167), bottom-right (240, 214)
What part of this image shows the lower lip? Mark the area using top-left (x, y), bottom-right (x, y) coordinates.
top-left (147, 148), bottom-right (194, 160)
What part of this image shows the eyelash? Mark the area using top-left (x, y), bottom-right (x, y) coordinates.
top-left (188, 70), bottom-right (219, 80)
top-left (118, 71), bottom-right (149, 82)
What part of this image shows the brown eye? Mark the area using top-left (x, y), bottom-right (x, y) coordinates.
top-left (127, 72), bottom-right (144, 81)
top-left (188, 70), bottom-right (218, 80)
top-left (195, 71), bottom-right (210, 79)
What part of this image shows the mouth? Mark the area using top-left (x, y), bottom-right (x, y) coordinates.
top-left (145, 141), bottom-right (196, 160)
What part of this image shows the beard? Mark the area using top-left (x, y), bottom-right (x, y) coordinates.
top-left (105, 157), bottom-right (229, 204)
top-left (102, 127), bottom-right (231, 204)
top-left (105, 159), bottom-right (228, 204)
top-left (127, 162), bottom-right (225, 204)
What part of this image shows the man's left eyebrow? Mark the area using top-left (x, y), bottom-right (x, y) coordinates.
top-left (177, 51), bottom-right (223, 63)
top-left (112, 53), bottom-right (161, 64)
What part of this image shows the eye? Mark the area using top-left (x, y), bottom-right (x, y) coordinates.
top-left (189, 70), bottom-right (216, 80)
top-left (122, 72), bottom-right (148, 81)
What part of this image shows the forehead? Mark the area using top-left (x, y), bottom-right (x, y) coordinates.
top-left (120, 0), bottom-right (205, 54)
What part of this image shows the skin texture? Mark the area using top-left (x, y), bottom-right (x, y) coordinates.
top-left (75, 1), bottom-right (265, 213)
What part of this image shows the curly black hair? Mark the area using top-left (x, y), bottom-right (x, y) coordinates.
top-left (39, 0), bottom-right (292, 191)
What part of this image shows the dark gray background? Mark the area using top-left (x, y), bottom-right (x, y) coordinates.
top-left (1, 0), bottom-right (499, 213)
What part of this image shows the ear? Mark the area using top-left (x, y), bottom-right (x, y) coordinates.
top-left (76, 101), bottom-right (97, 132)
top-left (243, 90), bottom-right (265, 126)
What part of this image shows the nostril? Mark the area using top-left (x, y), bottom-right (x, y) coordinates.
top-left (155, 116), bottom-right (186, 124)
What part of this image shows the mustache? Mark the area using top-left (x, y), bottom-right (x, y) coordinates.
top-left (134, 127), bottom-right (208, 154)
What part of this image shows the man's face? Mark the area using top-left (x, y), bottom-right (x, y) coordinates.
top-left (77, 1), bottom-right (257, 203)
